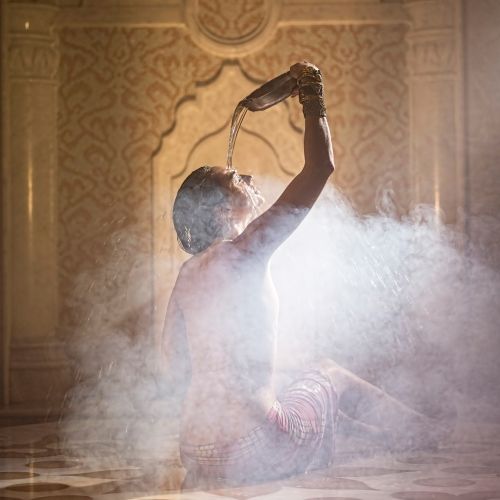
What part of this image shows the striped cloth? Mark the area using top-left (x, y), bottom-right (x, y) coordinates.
top-left (180, 370), bottom-right (338, 487)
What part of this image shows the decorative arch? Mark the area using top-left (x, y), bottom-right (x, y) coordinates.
top-left (151, 63), bottom-right (303, 341)
top-left (184, 0), bottom-right (282, 57)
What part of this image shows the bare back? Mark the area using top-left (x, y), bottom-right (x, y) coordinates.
top-left (173, 242), bottom-right (279, 444)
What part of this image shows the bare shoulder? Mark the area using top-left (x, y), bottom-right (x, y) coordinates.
top-left (176, 241), bottom-right (266, 297)
top-left (186, 241), bottom-right (247, 268)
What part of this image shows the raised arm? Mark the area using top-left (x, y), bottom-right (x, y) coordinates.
top-left (234, 62), bottom-right (335, 256)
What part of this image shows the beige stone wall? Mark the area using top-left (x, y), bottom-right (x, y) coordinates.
top-left (57, 27), bottom-right (221, 337)
top-left (57, 22), bottom-right (410, 357)
top-left (1, 0), bottom-right (7, 409)
top-left (241, 24), bottom-right (410, 212)
top-left (2, 0), bottom-right (473, 417)
top-left (3, 0), bottom-right (68, 418)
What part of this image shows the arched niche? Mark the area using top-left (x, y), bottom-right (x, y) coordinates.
top-left (152, 64), bottom-right (303, 344)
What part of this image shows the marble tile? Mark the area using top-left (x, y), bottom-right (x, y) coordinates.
top-left (0, 422), bottom-right (500, 500)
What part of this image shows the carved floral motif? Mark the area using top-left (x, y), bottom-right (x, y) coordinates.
top-left (241, 24), bottom-right (410, 213)
top-left (197, 0), bottom-right (267, 42)
top-left (57, 27), bottom-right (221, 334)
top-left (408, 35), bottom-right (456, 76)
top-left (57, 24), bottom-right (409, 339)
top-left (9, 40), bottom-right (59, 80)
top-left (405, 0), bottom-right (458, 76)
top-left (185, 0), bottom-right (280, 57)
top-left (405, 0), bottom-right (455, 31)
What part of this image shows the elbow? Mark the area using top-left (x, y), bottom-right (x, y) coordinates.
top-left (303, 160), bottom-right (335, 176)
top-left (321, 161), bottom-right (335, 176)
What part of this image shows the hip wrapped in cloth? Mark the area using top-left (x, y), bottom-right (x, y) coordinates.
top-left (180, 370), bottom-right (338, 487)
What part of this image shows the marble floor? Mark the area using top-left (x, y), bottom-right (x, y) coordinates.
top-left (1, 420), bottom-right (500, 500)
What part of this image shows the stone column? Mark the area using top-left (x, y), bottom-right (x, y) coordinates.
top-left (1, 0), bottom-right (8, 409)
top-left (405, 0), bottom-right (464, 225)
top-left (6, 1), bottom-right (64, 407)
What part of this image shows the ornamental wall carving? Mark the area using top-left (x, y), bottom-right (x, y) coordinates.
top-left (405, 0), bottom-right (458, 77)
top-left (196, 0), bottom-right (268, 41)
top-left (57, 27), bottom-right (221, 337)
top-left (5, 0), bottom-right (476, 407)
top-left (8, 2), bottom-right (59, 80)
top-left (9, 40), bottom-right (59, 80)
top-left (405, 0), bottom-right (455, 31)
top-left (407, 35), bottom-right (456, 76)
top-left (185, 0), bottom-right (281, 57)
top-left (57, 22), bottom-right (409, 344)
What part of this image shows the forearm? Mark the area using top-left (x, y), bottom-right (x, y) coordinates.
top-left (304, 115), bottom-right (335, 172)
top-left (265, 65), bottom-right (334, 208)
top-left (233, 62), bottom-right (335, 255)
top-left (298, 65), bottom-right (335, 173)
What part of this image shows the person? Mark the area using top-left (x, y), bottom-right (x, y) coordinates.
top-left (162, 61), bottom-right (440, 488)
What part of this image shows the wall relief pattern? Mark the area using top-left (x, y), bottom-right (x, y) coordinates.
top-left (57, 27), bottom-right (221, 335)
top-left (185, 0), bottom-right (280, 56)
top-left (197, 0), bottom-right (267, 42)
top-left (9, 41), bottom-right (59, 80)
top-left (57, 23), bottom-right (409, 340)
top-left (241, 24), bottom-right (410, 213)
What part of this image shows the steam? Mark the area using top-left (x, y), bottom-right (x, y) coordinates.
top-left (274, 186), bottom-right (500, 421)
top-left (60, 228), bottom-right (179, 462)
top-left (60, 179), bottom-right (500, 488)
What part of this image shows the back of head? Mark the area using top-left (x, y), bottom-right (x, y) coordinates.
top-left (173, 166), bottom-right (232, 255)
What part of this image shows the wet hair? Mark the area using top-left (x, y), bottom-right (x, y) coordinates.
top-left (173, 166), bottom-right (243, 254)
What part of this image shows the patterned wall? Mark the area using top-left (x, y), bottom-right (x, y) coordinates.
top-left (240, 24), bottom-right (409, 212)
top-left (57, 23), bottom-right (409, 341)
top-left (196, 0), bottom-right (268, 42)
top-left (57, 28), bottom-right (221, 336)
